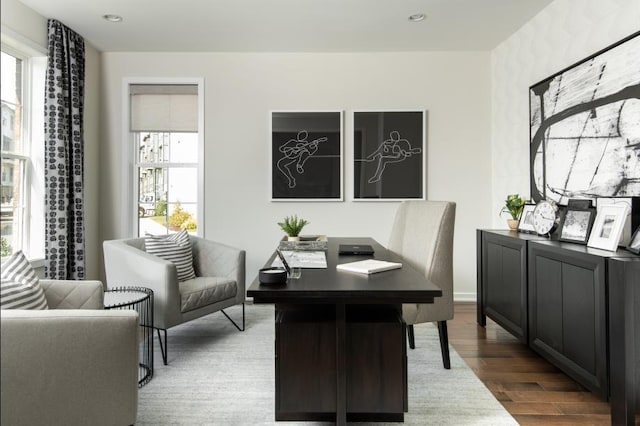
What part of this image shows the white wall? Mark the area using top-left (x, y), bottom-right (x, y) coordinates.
top-left (491, 0), bottom-right (640, 225)
top-left (100, 52), bottom-right (492, 300)
top-left (1, 0), bottom-right (102, 279)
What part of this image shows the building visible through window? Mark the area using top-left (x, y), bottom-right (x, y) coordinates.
top-left (1, 51), bottom-right (25, 257)
top-left (1, 45), bottom-right (45, 260)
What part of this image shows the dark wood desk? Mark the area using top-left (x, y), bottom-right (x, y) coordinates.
top-left (247, 237), bottom-right (442, 425)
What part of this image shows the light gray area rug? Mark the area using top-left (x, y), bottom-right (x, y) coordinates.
top-left (137, 304), bottom-right (517, 425)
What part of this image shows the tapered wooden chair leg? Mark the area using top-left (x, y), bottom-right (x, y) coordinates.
top-left (407, 324), bottom-right (415, 349)
top-left (437, 320), bottom-right (451, 369)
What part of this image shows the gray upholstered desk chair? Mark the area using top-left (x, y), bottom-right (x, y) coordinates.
top-left (103, 235), bottom-right (246, 365)
top-left (388, 200), bottom-right (456, 369)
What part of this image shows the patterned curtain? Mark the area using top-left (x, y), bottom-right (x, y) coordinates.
top-left (44, 19), bottom-right (86, 280)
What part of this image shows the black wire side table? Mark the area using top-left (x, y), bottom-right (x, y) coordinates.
top-left (104, 286), bottom-right (154, 387)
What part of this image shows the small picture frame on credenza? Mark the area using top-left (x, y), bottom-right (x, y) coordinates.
top-left (517, 204), bottom-right (536, 234)
top-left (627, 226), bottom-right (640, 255)
top-left (558, 207), bottom-right (597, 245)
top-left (587, 204), bottom-right (631, 251)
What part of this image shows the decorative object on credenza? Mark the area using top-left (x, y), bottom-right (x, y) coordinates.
top-left (532, 200), bottom-right (560, 237)
top-left (595, 197), bottom-right (634, 246)
top-left (558, 202), bottom-right (597, 245)
top-left (277, 214), bottom-right (309, 242)
top-left (517, 203), bottom-right (537, 234)
top-left (500, 194), bottom-right (526, 230)
top-left (587, 203), bottom-right (631, 251)
top-left (353, 110), bottom-right (426, 200)
top-left (271, 111), bottom-right (343, 201)
top-left (567, 198), bottom-right (593, 210)
top-left (529, 31), bottom-right (640, 205)
top-left (627, 226), bottom-right (640, 255)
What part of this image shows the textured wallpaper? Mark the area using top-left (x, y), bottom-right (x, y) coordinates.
top-left (490, 0), bottom-right (640, 227)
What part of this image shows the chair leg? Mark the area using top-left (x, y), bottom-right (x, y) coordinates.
top-left (407, 324), bottom-right (415, 349)
top-left (437, 320), bottom-right (451, 369)
top-left (221, 303), bottom-right (245, 331)
top-left (156, 328), bottom-right (168, 366)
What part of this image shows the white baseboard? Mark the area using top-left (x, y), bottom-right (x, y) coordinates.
top-left (454, 292), bottom-right (477, 302)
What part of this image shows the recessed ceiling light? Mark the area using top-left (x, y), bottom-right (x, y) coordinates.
top-left (408, 13), bottom-right (426, 22)
top-left (102, 14), bottom-right (123, 22)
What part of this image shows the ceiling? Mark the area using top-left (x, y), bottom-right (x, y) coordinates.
top-left (17, 0), bottom-right (554, 52)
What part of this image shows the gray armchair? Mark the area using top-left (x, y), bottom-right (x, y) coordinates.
top-left (103, 235), bottom-right (246, 365)
top-left (0, 280), bottom-right (138, 426)
top-left (388, 200), bottom-right (456, 369)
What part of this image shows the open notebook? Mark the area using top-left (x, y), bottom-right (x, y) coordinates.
top-left (336, 259), bottom-right (402, 274)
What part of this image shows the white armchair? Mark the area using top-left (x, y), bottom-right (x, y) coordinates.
top-left (0, 280), bottom-right (139, 426)
top-left (103, 235), bottom-right (246, 365)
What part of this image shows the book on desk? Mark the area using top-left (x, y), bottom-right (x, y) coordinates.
top-left (336, 259), bottom-right (402, 274)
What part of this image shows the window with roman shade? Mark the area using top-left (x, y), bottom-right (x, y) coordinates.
top-left (129, 82), bottom-right (202, 237)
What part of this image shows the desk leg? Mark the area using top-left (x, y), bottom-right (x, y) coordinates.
top-left (336, 303), bottom-right (346, 426)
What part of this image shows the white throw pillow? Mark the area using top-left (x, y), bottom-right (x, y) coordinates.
top-left (1, 251), bottom-right (48, 310)
top-left (145, 229), bottom-right (196, 282)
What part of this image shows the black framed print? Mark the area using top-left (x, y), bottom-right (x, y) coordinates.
top-left (529, 31), bottom-right (640, 205)
top-left (271, 111), bottom-right (343, 201)
top-left (353, 110), bottom-right (425, 200)
top-left (517, 204), bottom-right (536, 234)
top-left (627, 226), bottom-right (640, 254)
top-left (558, 207), bottom-right (597, 244)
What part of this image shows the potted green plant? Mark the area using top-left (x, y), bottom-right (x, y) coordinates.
top-left (277, 215), bottom-right (309, 241)
top-left (501, 194), bottom-right (525, 230)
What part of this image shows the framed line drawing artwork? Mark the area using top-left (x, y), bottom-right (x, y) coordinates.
top-left (271, 111), bottom-right (343, 201)
top-left (529, 30), bottom-right (640, 205)
top-left (353, 110), bottom-right (426, 200)
top-left (587, 203), bottom-right (631, 251)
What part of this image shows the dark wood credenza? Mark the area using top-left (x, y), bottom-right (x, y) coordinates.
top-left (477, 229), bottom-right (640, 425)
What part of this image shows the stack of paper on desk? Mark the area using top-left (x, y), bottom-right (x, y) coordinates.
top-left (336, 259), bottom-right (402, 274)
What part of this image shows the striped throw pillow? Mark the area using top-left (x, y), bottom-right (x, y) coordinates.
top-left (145, 229), bottom-right (196, 282)
top-left (1, 251), bottom-right (48, 310)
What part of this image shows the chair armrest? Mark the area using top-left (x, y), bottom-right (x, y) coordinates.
top-left (0, 310), bottom-right (138, 426)
top-left (103, 239), bottom-right (182, 329)
top-left (191, 236), bottom-right (246, 298)
top-left (40, 279), bottom-right (104, 309)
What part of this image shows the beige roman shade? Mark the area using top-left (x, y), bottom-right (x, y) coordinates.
top-left (130, 84), bottom-right (198, 132)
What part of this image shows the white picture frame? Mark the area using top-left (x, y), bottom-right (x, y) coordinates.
top-left (587, 204), bottom-right (631, 251)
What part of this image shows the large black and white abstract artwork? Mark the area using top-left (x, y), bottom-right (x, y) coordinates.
top-left (353, 111), bottom-right (425, 200)
top-left (271, 111), bottom-right (343, 200)
top-left (530, 31), bottom-right (640, 205)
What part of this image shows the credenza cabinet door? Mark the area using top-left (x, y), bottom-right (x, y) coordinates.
top-left (480, 231), bottom-right (528, 343)
top-left (528, 243), bottom-right (607, 399)
top-left (608, 257), bottom-right (640, 426)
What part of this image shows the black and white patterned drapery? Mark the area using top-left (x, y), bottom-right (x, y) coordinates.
top-left (44, 19), bottom-right (85, 280)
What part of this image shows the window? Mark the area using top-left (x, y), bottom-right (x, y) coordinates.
top-left (1, 43), bottom-right (45, 260)
top-left (128, 82), bottom-right (203, 237)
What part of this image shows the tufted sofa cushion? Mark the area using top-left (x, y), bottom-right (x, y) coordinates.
top-left (179, 277), bottom-right (237, 313)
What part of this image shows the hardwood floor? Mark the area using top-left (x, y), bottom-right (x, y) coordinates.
top-left (448, 302), bottom-right (614, 425)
